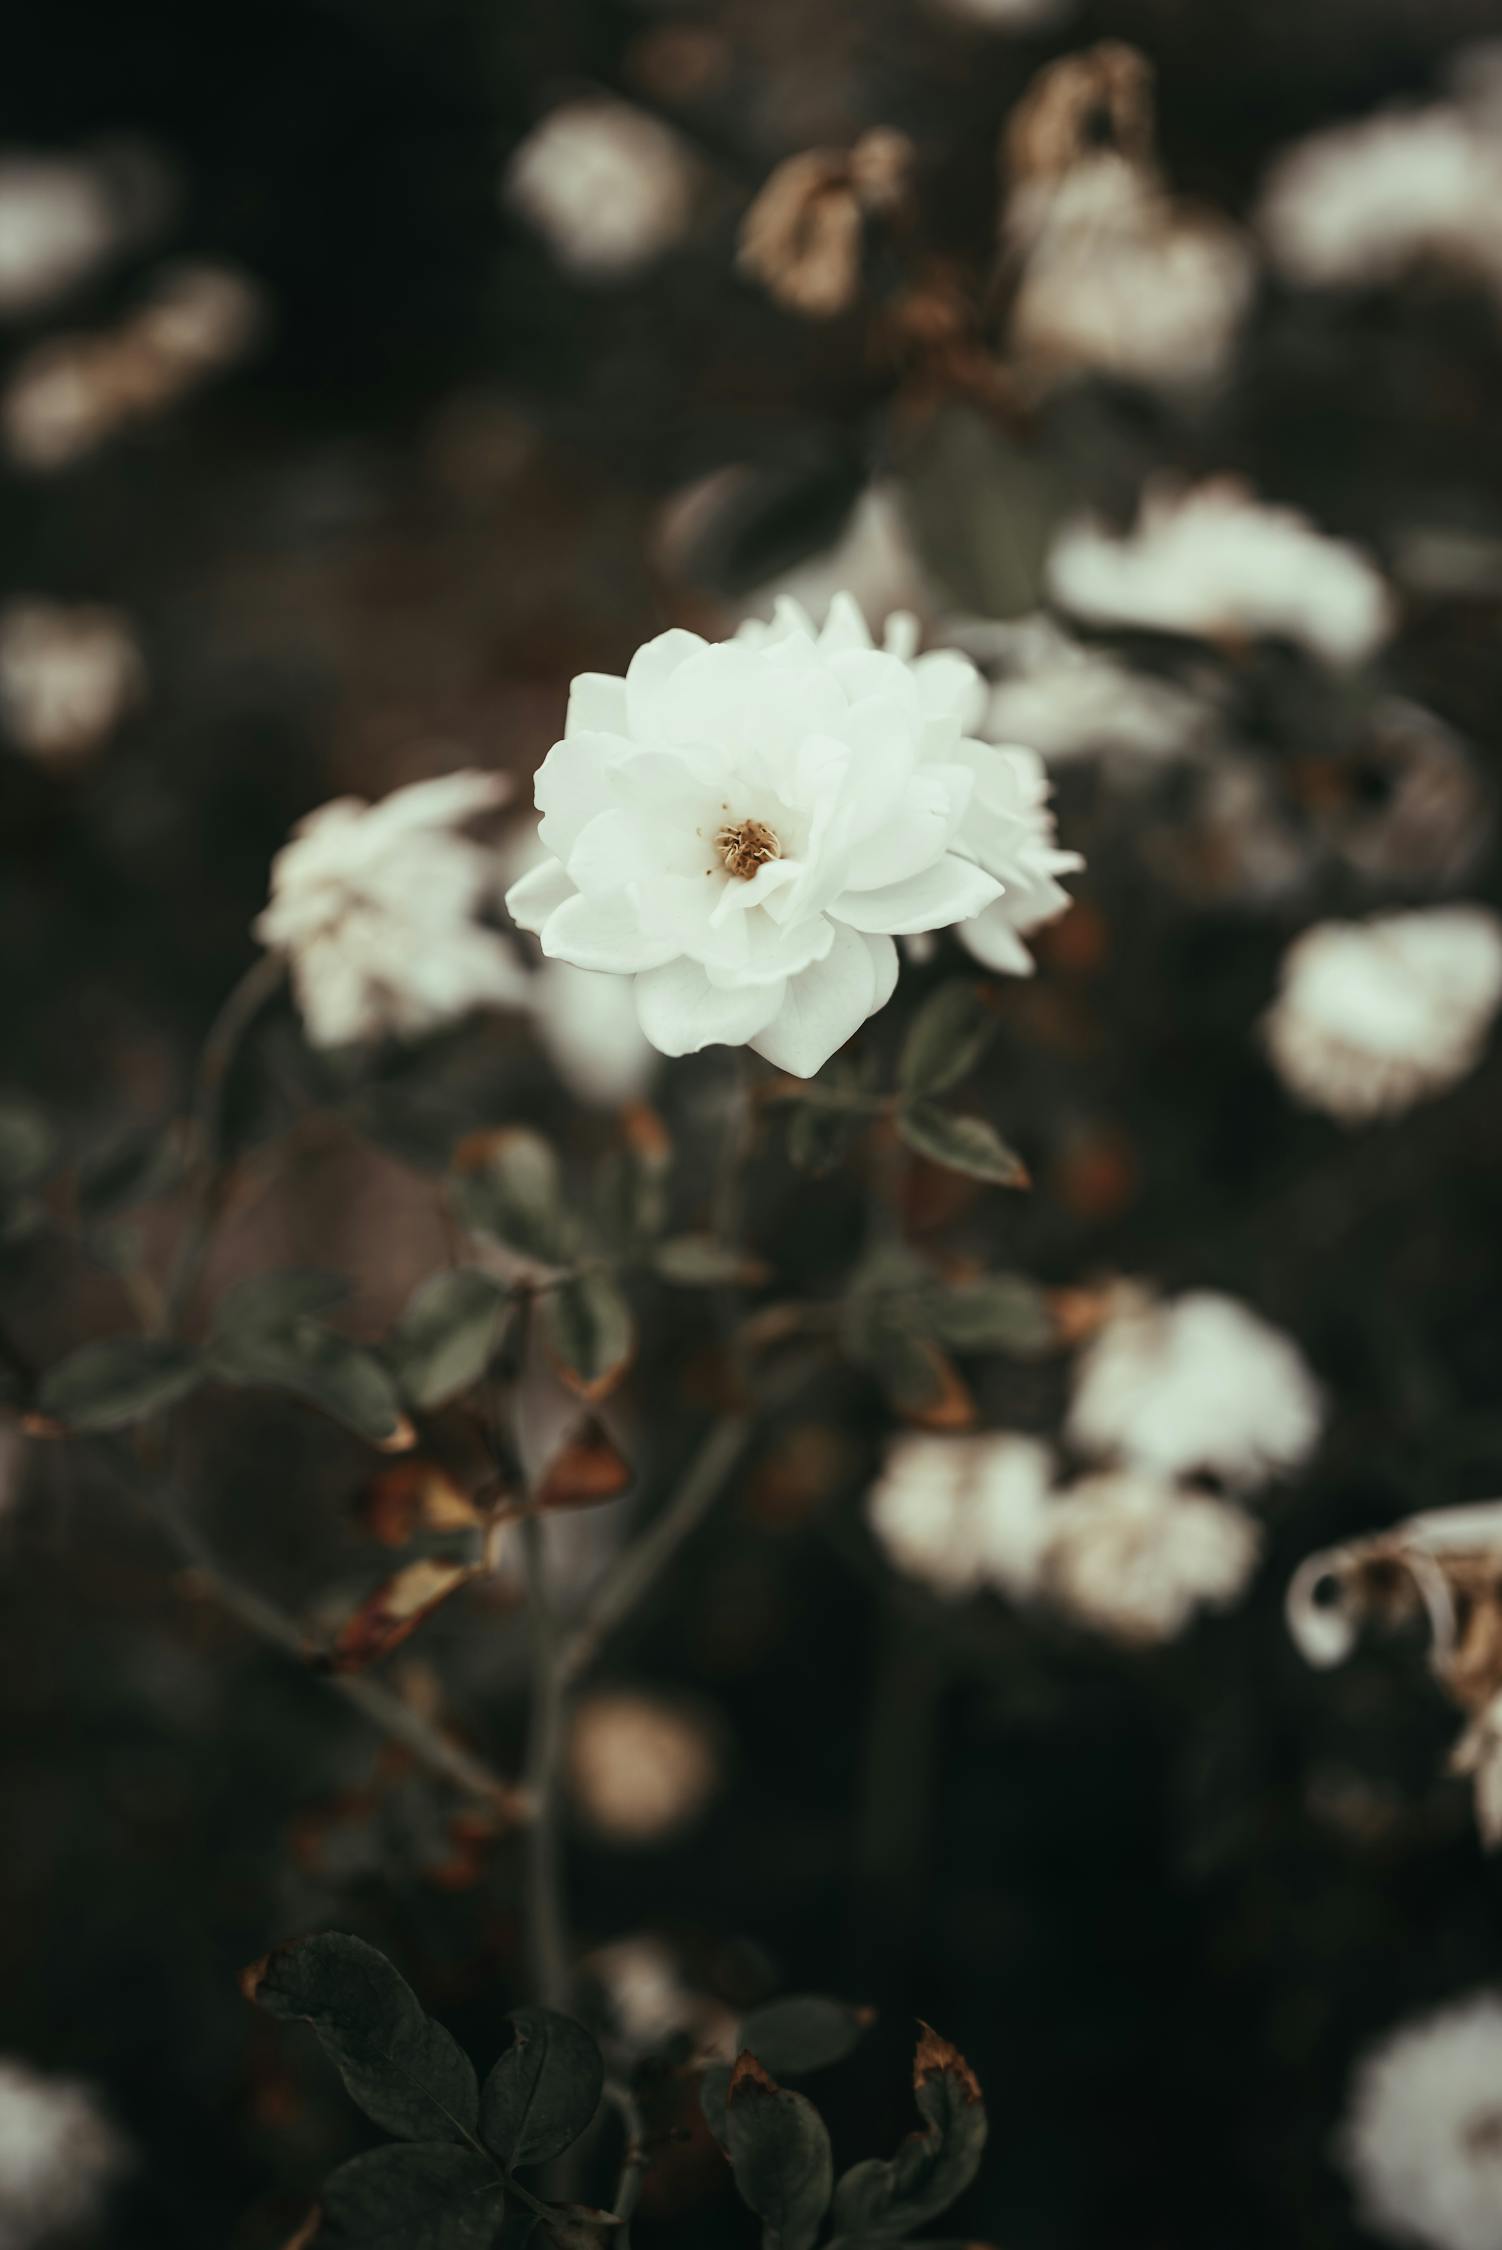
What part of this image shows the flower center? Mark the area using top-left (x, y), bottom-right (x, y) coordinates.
top-left (715, 817), bottom-right (781, 881)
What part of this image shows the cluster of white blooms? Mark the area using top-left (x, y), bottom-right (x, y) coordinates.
top-left (1341, 1992), bottom-right (1502, 2250)
top-left (256, 771), bottom-right (529, 1049)
top-left (506, 596), bottom-right (1080, 1074)
top-left (0, 2057), bottom-right (128, 2246)
top-left (1264, 907), bottom-right (1502, 1123)
top-left (4, 261), bottom-right (264, 471)
top-left (0, 601), bottom-right (145, 762)
top-left (503, 99), bottom-right (697, 280)
top-left (869, 1285), bottom-right (1322, 1642)
top-left (1067, 1286), bottom-right (1325, 1491)
top-left (566, 1690), bottom-right (720, 1845)
top-left (1007, 155), bottom-right (1254, 394)
top-left (1259, 101), bottom-right (1502, 302)
top-left (1047, 480), bottom-right (1394, 668)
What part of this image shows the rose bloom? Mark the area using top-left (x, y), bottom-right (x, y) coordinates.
top-left (1043, 1470), bottom-right (1261, 1645)
top-left (1341, 1991), bottom-right (1502, 2250)
top-left (257, 770), bottom-right (528, 1048)
top-left (506, 595), bottom-right (1080, 1075)
top-left (1263, 906), bottom-right (1502, 1123)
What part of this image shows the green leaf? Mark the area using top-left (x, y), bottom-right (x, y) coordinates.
top-left (387, 1271), bottom-right (514, 1411)
top-left (593, 1112), bottom-right (671, 1251)
top-left (539, 1272), bottom-right (634, 1398)
top-left (785, 1101), bottom-right (860, 1179)
top-left (699, 2062), bottom-right (732, 2149)
top-left (653, 1236), bottom-right (768, 1288)
top-left (739, 1995), bottom-right (872, 2077)
top-left (316, 2143), bottom-right (507, 2247)
top-left (481, 2007), bottom-right (604, 2169)
top-left (899, 982), bottom-right (998, 1100)
top-left (246, 1933), bottom-right (479, 2145)
top-left (0, 1099), bottom-right (55, 1198)
top-left (898, 404), bottom-right (1062, 620)
top-left (725, 2054), bottom-right (833, 2250)
top-left (451, 1131), bottom-right (573, 1265)
top-left (37, 1337), bottom-right (201, 1432)
top-left (831, 2027), bottom-right (987, 2239)
top-left (922, 1275), bottom-right (1053, 1357)
top-left (896, 1106), bottom-right (1027, 1188)
top-left (76, 1129), bottom-right (183, 1221)
top-left (209, 1323), bottom-right (410, 1447)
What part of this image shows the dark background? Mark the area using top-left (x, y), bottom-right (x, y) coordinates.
top-left (4, 1), bottom-right (1502, 2244)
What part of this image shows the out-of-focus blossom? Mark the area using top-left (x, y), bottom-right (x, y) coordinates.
top-left (1341, 1992), bottom-right (1502, 2250)
top-left (738, 130), bottom-right (914, 320)
top-left (531, 961), bottom-right (658, 1108)
top-left (1044, 1469), bottom-right (1261, 1644)
top-left (1047, 481), bottom-right (1394, 667)
top-left (0, 2057), bottom-right (128, 2247)
top-left (1331, 700), bottom-right (1492, 891)
top-left (1258, 103), bottom-right (1502, 300)
top-left (566, 1690), bottom-right (720, 1845)
top-left (3, 260), bottom-right (265, 470)
top-left (0, 601), bottom-right (145, 762)
top-left (583, 1937), bottom-right (736, 2062)
top-left (503, 99), bottom-right (697, 280)
top-left (926, 0), bottom-right (1070, 26)
top-left (0, 142), bottom-right (172, 320)
top-left (866, 1430), bottom-right (1057, 1598)
top-left (1066, 1285), bottom-right (1324, 1492)
top-left (957, 615), bottom-right (1207, 765)
top-left (1288, 1500), bottom-right (1502, 1843)
top-left (506, 596), bottom-right (1077, 1075)
top-left (1263, 907), bottom-right (1502, 1123)
top-left (1006, 155), bottom-right (1253, 393)
top-left (738, 486), bottom-right (939, 645)
top-left (256, 772), bottom-right (528, 1049)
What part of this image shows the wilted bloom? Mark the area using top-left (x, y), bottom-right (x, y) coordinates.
top-left (1341, 1992), bottom-right (1502, 2250)
top-left (1259, 104), bottom-right (1502, 300)
top-left (738, 130), bottom-right (914, 319)
top-left (1263, 907), bottom-right (1502, 1123)
top-left (866, 1430), bottom-right (1057, 1598)
top-left (506, 596), bottom-right (1079, 1075)
top-left (1066, 1285), bottom-right (1324, 1492)
top-left (257, 771), bottom-right (528, 1049)
top-left (1044, 1469), bottom-right (1261, 1644)
top-left (566, 1689), bottom-right (720, 1845)
top-left (503, 99), bottom-right (696, 279)
top-left (0, 2057), bottom-right (128, 2247)
top-left (0, 601), bottom-right (144, 762)
top-left (1047, 480), bottom-right (1394, 667)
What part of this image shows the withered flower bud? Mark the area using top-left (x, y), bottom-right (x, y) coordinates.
top-left (738, 128), bottom-right (916, 319)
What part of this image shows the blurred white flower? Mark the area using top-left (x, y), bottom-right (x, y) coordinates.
top-left (583, 1937), bottom-right (736, 2062)
top-left (1263, 907), bottom-right (1502, 1122)
top-left (0, 601), bottom-right (144, 762)
top-left (567, 1690), bottom-right (720, 1845)
top-left (0, 142), bottom-right (173, 321)
top-left (506, 596), bottom-right (1077, 1075)
top-left (866, 1430), bottom-right (1057, 1599)
top-left (956, 614), bottom-right (1207, 766)
top-left (739, 486), bottom-right (938, 643)
top-left (1259, 104), bottom-right (1502, 299)
top-left (1341, 1992), bottom-right (1502, 2250)
top-left (504, 99), bottom-right (696, 279)
top-left (1007, 155), bottom-right (1254, 392)
top-left (1067, 1285), bottom-right (1324, 1492)
top-left (257, 771), bottom-right (528, 1049)
top-left (1044, 1470), bottom-right (1261, 1644)
top-left (532, 960), bottom-right (658, 1108)
top-left (1047, 480), bottom-right (1394, 667)
top-left (0, 2057), bottom-right (128, 2248)
top-left (926, 0), bottom-right (1068, 24)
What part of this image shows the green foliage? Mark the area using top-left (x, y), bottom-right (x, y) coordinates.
top-left (781, 1057), bottom-right (875, 1177)
top-left (539, 1271), bottom-right (634, 1397)
top-left (829, 2028), bottom-right (987, 2240)
top-left (386, 1270), bottom-right (514, 1411)
top-left (316, 2144), bottom-right (509, 2247)
top-left (481, 2007), bottom-right (604, 2169)
top-left (725, 2055), bottom-right (833, 2250)
top-left (451, 1131), bottom-right (575, 1266)
top-left (896, 1105), bottom-right (1027, 1189)
top-left (652, 1235), bottom-right (767, 1288)
top-left (37, 1336), bottom-right (201, 1431)
top-left (898, 983), bottom-right (998, 1100)
top-left (898, 403), bottom-right (1062, 620)
top-left (922, 1275), bottom-right (1053, 1357)
top-left (0, 1096), bottom-right (57, 1246)
top-left (702, 1992), bottom-right (873, 2152)
top-left (207, 1275), bottom-right (409, 1446)
top-left (247, 1933), bottom-right (479, 2145)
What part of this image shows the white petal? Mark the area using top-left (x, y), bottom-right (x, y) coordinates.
top-left (958, 905), bottom-right (1038, 977)
top-left (634, 958), bottom-right (785, 1056)
top-left (831, 854), bottom-right (1002, 935)
top-left (565, 671), bottom-right (628, 737)
top-left (866, 932), bottom-right (899, 1012)
top-left (624, 627), bottom-right (708, 737)
top-left (541, 891), bottom-right (679, 973)
top-left (848, 766), bottom-right (971, 891)
top-left (750, 920), bottom-right (880, 1078)
top-left (506, 855), bottom-right (576, 934)
top-left (535, 731), bottom-right (629, 858)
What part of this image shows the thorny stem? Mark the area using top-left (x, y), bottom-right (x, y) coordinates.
top-left (520, 1505), bottom-right (573, 2012)
top-left (163, 951), bottom-right (286, 1334)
